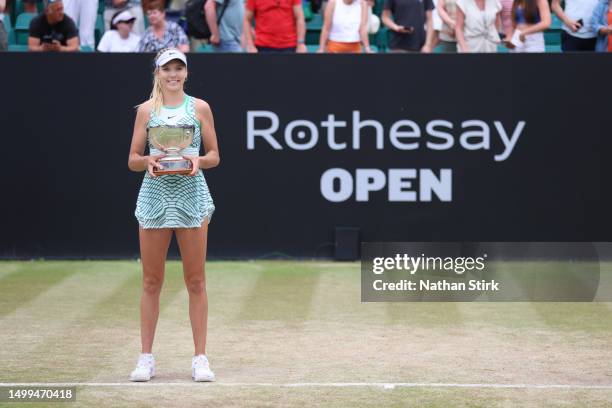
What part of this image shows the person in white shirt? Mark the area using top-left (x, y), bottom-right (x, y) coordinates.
top-left (318, 0), bottom-right (372, 53)
top-left (97, 8), bottom-right (141, 52)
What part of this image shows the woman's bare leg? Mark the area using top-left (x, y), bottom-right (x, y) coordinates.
top-left (139, 227), bottom-right (173, 353)
top-left (175, 221), bottom-right (209, 355)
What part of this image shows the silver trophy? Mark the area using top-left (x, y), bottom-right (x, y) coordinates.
top-left (147, 125), bottom-right (195, 175)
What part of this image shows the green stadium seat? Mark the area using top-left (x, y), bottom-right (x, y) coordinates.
top-left (544, 30), bottom-right (561, 46)
top-left (196, 43), bottom-right (214, 52)
top-left (550, 14), bottom-right (563, 30)
top-left (8, 43), bottom-right (29, 51)
top-left (545, 44), bottom-right (562, 53)
top-left (94, 14), bottom-right (104, 46)
top-left (80, 44), bottom-right (94, 51)
top-left (305, 13), bottom-right (324, 45)
top-left (15, 13), bottom-right (36, 45)
top-left (496, 43), bottom-right (509, 53)
top-left (307, 12), bottom-right (323, 29)
top-left (3, 14), bottom-right (16, 45)
top-left (303, 1), bottom-right (313, 22)
top-left (305, 29), bottom-right (320, 45)
top-left (373, 0), bottom-right (383, 17)
top-left (368, 28), bottom-right (389, 52)
top-left (12, 0), bottom-right (43, 24)
top-left (97, 0), bottom-right (105, 15)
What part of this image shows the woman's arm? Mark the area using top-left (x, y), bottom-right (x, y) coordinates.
top-left (437, 0), bottom-right (455, 29)
top-left (455, 5), bottom-right (468, 52)
top-left (243, 8), bottom-right (257, 52)
top-left (520, 0), bottom-right (551, 36)
top-left (382, 9), bottom-right (402, 32)
top-left (359, 0), bottom-right (372, 52)
top-left (550, 0), bottom-right (579, 32)
top-left (318, 0), bottom-right (335, 52)
top-left (195, 99), bottom-right (221, 171)
top-left (422, 10), bottom-right (434, 52)
top-left (128, 101), bottom-right (163, 176)
top-left (293, 3), bottom-right (307, 52)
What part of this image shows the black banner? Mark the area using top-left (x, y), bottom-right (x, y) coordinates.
top-left (1, 53), bottom-right (611, 258)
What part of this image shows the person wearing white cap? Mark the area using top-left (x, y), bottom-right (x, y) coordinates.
top-left (97, 8), bottom-right (141, 51)
top-left (128, 48), bottom-right (220, 383)
top-left (103, 0), bottom-right (145, 36)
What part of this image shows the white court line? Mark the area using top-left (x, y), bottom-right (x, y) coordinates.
top-left (2, 383), bottom-right (612, 390)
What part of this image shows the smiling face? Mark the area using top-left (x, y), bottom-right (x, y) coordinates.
top-left (157, 60), bottom-right (187, 93)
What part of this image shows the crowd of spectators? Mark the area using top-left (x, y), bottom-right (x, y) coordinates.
top-left (0, 0), bottom-right (610, 52)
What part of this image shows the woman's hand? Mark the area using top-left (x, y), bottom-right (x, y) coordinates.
top-left (565, 19), bottom-right (581, 32)
top-left (184, 156), bottom-right (201, 176)
top-left (146, 155), bottom-right (165, 177)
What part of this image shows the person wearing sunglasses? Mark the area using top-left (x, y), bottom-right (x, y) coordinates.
top-left (97, 8), bottom-right (141, 51)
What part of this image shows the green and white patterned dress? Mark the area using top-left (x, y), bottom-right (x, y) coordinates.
top-left (135, 95), bottom-right (215, 229)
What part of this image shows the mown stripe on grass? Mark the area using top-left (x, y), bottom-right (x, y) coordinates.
top-left (0, 263), bottom-right (81, 318)
top-left (0, 262), bottom-right (137, 382)
top-left (238, 262), bottom-right (322, 322)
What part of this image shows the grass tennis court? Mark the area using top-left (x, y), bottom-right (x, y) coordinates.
top-left (2, 260), bottom-right (612, 407)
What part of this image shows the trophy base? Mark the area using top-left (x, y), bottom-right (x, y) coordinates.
top-left (153, 158), bottom-right (192, 176)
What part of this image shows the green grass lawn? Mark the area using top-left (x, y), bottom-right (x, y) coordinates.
top-left (1, 261), bottom-right (612, 407)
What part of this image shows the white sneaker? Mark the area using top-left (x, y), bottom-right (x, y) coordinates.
top-left (192, 354), bottom-right (215, 382)
top-left (130, 353), bottom-right (155, 382)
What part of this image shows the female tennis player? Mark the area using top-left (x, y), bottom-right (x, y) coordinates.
top-left (127, 48), bottom-right (219, 382)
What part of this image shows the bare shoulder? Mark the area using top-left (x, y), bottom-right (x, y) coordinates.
top-left (136, 99), bottom-right (153, 116)
top-left (194, 98), bottom-right (212, 114)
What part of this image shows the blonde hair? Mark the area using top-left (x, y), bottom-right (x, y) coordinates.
top-left (141, 48), bottom-right (184, 116)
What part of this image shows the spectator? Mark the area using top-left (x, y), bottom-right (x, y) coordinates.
top-left (204, 0), bottom-right (244, 52)
top-left (437, 0), bottom-right (458, 52)
top-left (0, 0), bottom-right (7, 51)
top-left (381, 0), bottom-right (435, 53)
top-left (63, 0), bottom-right (98, 48)
top-left (591, 0), bottom-right (612, 52)
top-left (28, 0), bottom-right (79, 51)
top-left (243, 0), bottom-right (307, 53)
top-left (103, 0), bottom-right (145, 36)
top-left (499, 0), bottom-right (512, 37)
top-left (97, 7), bottom-right (141, 51)
top-left (23, 0), bottom-right (41, 14)
top-left (551, 0), bottom-right (599, 51)
top-left (455, 0), bottom-right (501, 52)
top-left (318, 0), bottom-right (372, 53)
top-left (506, 0), bottom-right (550, 52)
top-left (138, 0), bottom-right (189, 52)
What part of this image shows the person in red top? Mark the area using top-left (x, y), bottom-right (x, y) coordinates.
top-left (243, 0), bottom-right (307, 52)
top-left (609, 8), bottom-right (612, 51)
